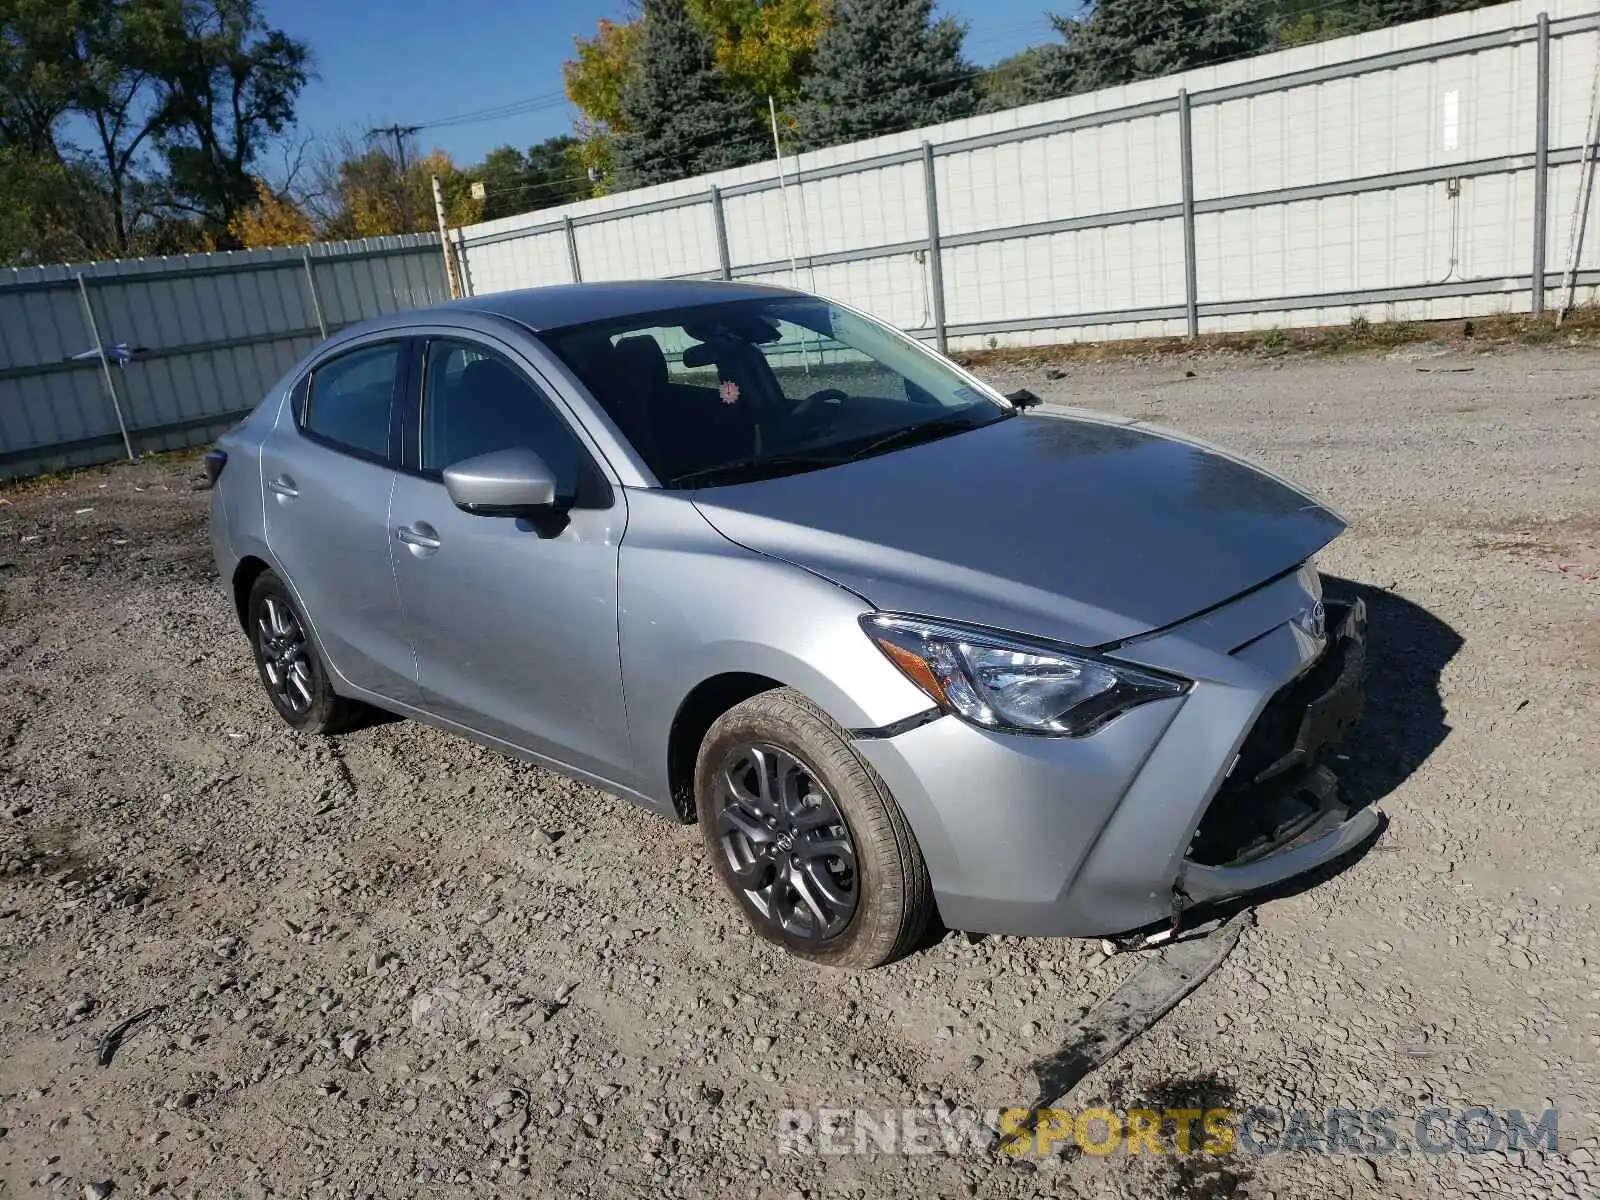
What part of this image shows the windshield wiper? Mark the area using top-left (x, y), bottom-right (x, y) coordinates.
top-left (845, 411), bottom-right (1003, 463)
top-left (668, 452), bottom-right (845, 489)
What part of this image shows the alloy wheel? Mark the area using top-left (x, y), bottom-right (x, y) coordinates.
top-left (256, 596), bottom-right (314, 716)
top-left (713, 742), bottom-right (858, 941)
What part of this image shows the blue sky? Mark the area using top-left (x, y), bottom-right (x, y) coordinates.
top-left (261, 0), bottom-right (1063, 169)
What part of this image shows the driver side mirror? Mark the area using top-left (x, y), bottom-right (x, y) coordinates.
top-left (443, 447), bottom-right (562, 518)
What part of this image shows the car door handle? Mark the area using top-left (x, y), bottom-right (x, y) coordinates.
top-left (396, 523), bottom-right (442, 550)
top-left (266, 474), bottom-right (298, 498)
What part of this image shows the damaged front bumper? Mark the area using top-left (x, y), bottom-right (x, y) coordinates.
top-left (852, 573), bottom-right (1382, 939)
top-left (1178, 598), bottom-right (1379, 907)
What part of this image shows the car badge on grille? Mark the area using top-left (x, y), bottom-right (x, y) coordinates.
top-left (1293, 600), bottom-right (1328, 642)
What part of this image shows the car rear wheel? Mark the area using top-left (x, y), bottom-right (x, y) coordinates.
top-left (694, 687), bottom-right (932, 969)
top-left (247, 570), bottom-right (356, 735)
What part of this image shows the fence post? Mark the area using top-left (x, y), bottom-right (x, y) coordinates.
top-left (453, 229), bottom-right (475, 297)
top-left (75, 274), bottom-right (134, 462)
top-left (1178, 89), bottom-right (1199, 339)
top-left (563, 215), bottom-right (583, 283)
top-left (431, 177), bottom-right (461, 300)
top-left (301, 249), bottom-right (328, 338)
top-left (921, 141), bottom-right (949, 354)
top-left (709, 185), bottom-right (732, 280)
top-left (1532, 12), bottom-right (1551, 316)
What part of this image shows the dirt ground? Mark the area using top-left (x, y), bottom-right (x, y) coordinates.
top-left (1, 344), bottom-right (1597, 1200)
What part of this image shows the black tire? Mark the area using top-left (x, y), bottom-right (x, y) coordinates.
top-left (246, 569), bottom-right (357, 735)
top-left (694, 687), bottom-right (933, 969)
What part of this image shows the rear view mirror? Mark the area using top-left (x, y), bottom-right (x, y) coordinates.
top-left (443, 447), bottom-right (560, 517)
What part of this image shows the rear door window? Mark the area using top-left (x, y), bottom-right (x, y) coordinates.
top-left (302, 342), bottom-right (403, 460)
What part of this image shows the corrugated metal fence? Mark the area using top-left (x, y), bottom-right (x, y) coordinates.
top-left (0, 234), bottom-right (448, 480)
top-left (456, 0), bottom-right (1600, 351)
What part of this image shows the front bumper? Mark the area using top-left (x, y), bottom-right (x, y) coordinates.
top-left (1177, 599), bottom-right (1377, 906)
top-left (852, 579), bottom-right (1377, 938)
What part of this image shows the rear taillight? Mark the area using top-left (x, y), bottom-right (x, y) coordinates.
top-left (203, 449), bottom-right (228, 488)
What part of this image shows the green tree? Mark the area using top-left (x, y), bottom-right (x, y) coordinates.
top-left (1277, 0), bottom-right (1494, 43)
top-left (1049, 0), bottom-right (1274, 93)
top-left (564, 15), bottom-right (642, 131)
top-left (563, 15), bottom-right (641, 191)
top-left (792, 0), bottom-right (978, 151)
top-left (0, 0), bottom-right (307, 258)
top-left (566, 1), bottom-right (820, 192)
top-left (0, 0), bottom-right (83, 158)
top-left (307, 139), bottom-right (481, 240)
top-left (474, 136), bottom-right (589, 221)
top-left (685, 0), bottom-right (823, 103)
top-left (977, 44), bottom-right (1073, 111)
top-left (54, 0), bottom-right (180, 252)
top-left (154, 0), bottom-right (311, 236)
top-left (612, 0), bottom-right (768, 189)
top-left (0, 145), bottom-right (114, 263)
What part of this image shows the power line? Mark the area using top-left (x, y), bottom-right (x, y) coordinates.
top-left (367, 123), bottom-right (422, 171)
top-left (409, 92), bottom-right (574, 133)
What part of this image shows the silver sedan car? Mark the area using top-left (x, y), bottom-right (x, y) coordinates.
top-left (207, 280), bottom-right (1378, 969)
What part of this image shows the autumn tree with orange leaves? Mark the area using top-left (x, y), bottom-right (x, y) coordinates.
top-left (563, 0), bottom-right (823, 190)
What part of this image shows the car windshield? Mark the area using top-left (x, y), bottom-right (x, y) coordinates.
top-left (541, 296), bottom-right (1012, 488)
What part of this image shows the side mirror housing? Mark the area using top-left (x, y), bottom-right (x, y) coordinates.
top-left (443, 447), bottom-right (561, 517)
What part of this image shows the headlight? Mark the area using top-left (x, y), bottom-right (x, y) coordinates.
top-left (861, 614), bottom-right (1189, 737)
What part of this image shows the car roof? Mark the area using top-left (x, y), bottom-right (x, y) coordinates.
top-left (365, 279), bottom-right (807, 336)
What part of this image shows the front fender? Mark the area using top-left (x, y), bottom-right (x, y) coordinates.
top-left (618, 491), bottom-right (931, 806)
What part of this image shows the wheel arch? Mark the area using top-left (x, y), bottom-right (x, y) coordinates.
top-left (665, 672), bottom-right (785, 822)
top-left (227, 552), bottom-right (355, 700)
top-left (232, 554), bottom-right (273, 630)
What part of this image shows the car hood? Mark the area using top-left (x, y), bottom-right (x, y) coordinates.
top-left (690, 408), bottom-right (1345, 647)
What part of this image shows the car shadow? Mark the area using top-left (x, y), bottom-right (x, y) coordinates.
top-left (1321, 575), bottom-right (1463, 814)
top-left (338, 702), bottom-right (406, 734)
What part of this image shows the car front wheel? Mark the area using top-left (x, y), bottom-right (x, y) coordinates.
top-left (694, 687), bottom-right (933, 969)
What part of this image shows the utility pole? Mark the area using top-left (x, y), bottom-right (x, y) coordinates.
top-left (367, 123), bottom-right (422, 229)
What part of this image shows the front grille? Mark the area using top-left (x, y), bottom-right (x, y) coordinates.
top-left (1187, 603), bottom-right (1364, 868)
top-left (1188, 763), bottom-right (1336, 867)
top-left (1230, 637), bottom-right (1347, 789)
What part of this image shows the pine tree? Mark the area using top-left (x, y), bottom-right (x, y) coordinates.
top-left (1321, 0), bottom-right (1494, 38)
top-left (612, 0), bottom-right (769, 189)
top-left (792, 0), bottom-right (979, 151)
top-left (977, 44), bottom-right (1074, 111)
top-left (1050, 0), bottom-right (1274, 94)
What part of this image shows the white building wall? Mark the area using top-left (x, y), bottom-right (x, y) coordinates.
top-left (457, 0), bottom-right (1600, 348)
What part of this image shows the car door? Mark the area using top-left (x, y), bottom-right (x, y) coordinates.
top-left (260, 337), bottom-right (420, 706)
top-left (388, 333), bottom-right (632, 784)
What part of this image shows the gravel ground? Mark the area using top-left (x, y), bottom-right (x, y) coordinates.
top-left (0, 344), bottom-right (1597, 1200)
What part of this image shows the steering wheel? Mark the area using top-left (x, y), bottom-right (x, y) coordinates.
top-left (789, 387), bottom-right (850, 420)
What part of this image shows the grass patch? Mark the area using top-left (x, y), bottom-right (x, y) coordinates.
top-left (953, 305), bottom-right (1600, 371)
